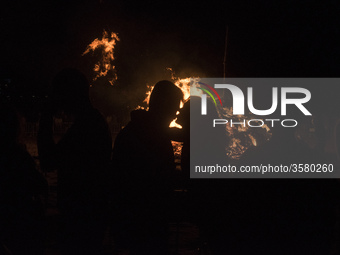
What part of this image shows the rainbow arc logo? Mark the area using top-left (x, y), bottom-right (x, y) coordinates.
top-left (197, 82), bottom-right (223, 107)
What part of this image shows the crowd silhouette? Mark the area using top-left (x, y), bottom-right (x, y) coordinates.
top-left (0, 103), bottom-right (47, 255)
top-left (1, 68), bottom-right (339, 255)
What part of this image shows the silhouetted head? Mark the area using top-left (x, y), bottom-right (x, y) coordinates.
top-left (51, 68), bottom-right (90, 114)
top-left (149, 80), bottom-right (183, 126)
top-left (0, 103), bottom-right (20, 148)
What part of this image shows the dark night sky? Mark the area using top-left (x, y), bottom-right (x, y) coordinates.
top-left (1, 0), bottom-right (340, 115)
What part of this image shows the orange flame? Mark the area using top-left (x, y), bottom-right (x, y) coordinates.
top-left (82, 30), bottom-right (120, 85)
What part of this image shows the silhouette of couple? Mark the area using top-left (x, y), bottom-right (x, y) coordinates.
top-left (38, 69), bottom-right (184, 254)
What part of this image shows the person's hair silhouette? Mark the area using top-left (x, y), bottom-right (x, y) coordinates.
top-left (148, 80), bottom-right (183, 126)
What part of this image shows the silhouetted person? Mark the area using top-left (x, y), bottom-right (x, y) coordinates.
top-left (236, 112), bottom-right (339, 255)
top-left (37, 68), bottom-right (112, 255)
top-left (112, 80), bottom-right (183, 254)
top-left (0, 103), bottom-right (47, 255)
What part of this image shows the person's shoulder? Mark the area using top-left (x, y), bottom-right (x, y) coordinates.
top-left (117, 110), bottom-right (150, 134)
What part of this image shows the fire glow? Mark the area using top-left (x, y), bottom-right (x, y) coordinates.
top-left (139, 71), bottom-right (272, 159)
top-left (83, 31), bottom-right (271, 159)
top-left (82, 30), bottom-right (120, 85)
